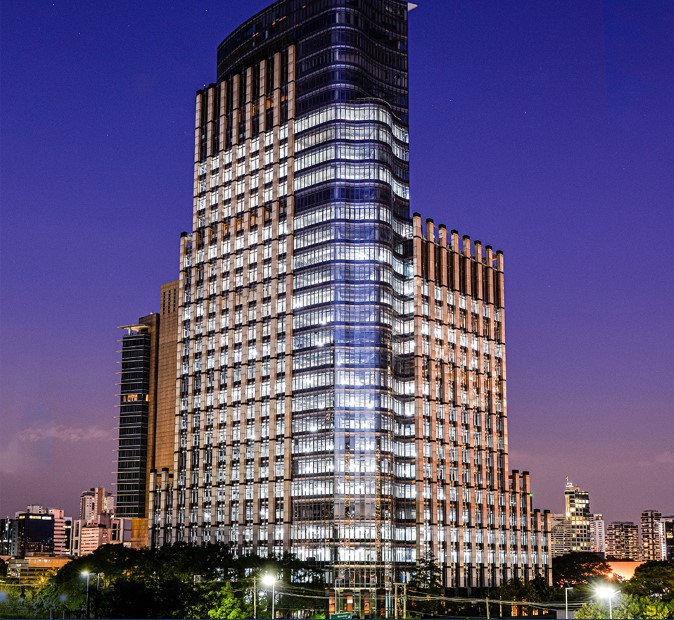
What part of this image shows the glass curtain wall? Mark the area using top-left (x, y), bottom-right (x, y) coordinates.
top-left (290, 0), bottom-right (412, 591)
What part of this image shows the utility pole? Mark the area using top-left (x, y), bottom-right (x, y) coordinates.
top-left (394, 583), bottom-right (399, 619)
top-left (402, 583), bottom-right (407, 619)
top-left (486, 595), bottom-right (490, 620)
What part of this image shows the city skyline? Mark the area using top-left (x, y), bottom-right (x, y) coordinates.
top-left (1, 0), bottom-right (673, 525)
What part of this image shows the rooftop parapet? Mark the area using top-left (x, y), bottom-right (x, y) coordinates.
top-left (413, 213), bottom-right (503, 270)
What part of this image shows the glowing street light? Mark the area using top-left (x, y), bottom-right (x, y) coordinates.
top-left (81, 572), bottom-right (91, 619)
top-left (263, 574), bottom-right (276, 619)
top-left (564, 587), bottom-right (573, 619)
top-left (81, 572), bottom-right (102, 618)
top-left (596, 586), bottom-right (618, 619)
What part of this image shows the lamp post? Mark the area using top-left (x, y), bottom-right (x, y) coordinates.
top-left (81, 572), bottom-right (90, 619)
top-left (564, 587), bottom-right (573, 619)
top-left (263, 574), bottom-right (276, 619)
top-left (596, 586), bottom-right (617, 620)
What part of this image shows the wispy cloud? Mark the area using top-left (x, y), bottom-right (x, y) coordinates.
top-left (638, 450), bottom-right (674, 467)
top-left (654, 451), bottom-right (674, 465)
top-left (17, 425), bottom-right (113, 443)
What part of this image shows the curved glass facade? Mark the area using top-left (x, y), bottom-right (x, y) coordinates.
top-left (148, 1), bottom-right (552, 613)
top-left (292, 99), bottom-right (412, 587)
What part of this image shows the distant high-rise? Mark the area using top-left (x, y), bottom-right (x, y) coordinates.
top-left (48, 508), bottom-right (72, 556)
top-left (590, 514), bottom-right (605, 555)
top-left (550, 513), bottom-right (569, 557)
top-left (0, 518), bottom-right (18, 556)
top-left (126, 0), bottom-right (553, 609)
top-left (79, 487), bottom-right (114, 522)
top-left (606, 521), bottom-right (640, 560)
top-left (549, 480), bottom-right (596, 557)
top-left (116, 283), bottom-right (179, 519)
top-left (662, 515), bottom-right (674, 561)
top-left (641, 510), bottom-right (665, 561)
top-left (564, 479), bottom-right (592, 552)
top-left (15, 512), bottom-right (54, 557)
top-left (116, 316), bottom-right (159, 517)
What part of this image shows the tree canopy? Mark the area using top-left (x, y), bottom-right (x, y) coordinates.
top-left (552, 552), bottom-right (612, 587)
top-left (625, 561), bottom-right (674, 601)
top-left (5, 542), bottom-right (324, 619)
top-left (574, 561), bottom-right (674, 619)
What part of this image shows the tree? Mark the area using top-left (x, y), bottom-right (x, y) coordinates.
top-left (620, 594), bottom-right (674, 619)
top-left (552, 552), bottom-right (612, 587)
top-left (625, 560), bottom-right (674, 601)
top-left (408, 552), bottom-right (445, 616)
top-left (575, 593), bottom-right (674, 619)
top-left (205, 582), bottom-right (251, 619)
top-left (30, 543), bottom-right (327, 618)
top-left (490, 577), bottom-right (561, 617)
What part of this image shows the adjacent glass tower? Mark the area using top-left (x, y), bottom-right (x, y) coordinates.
top-left (148, 0), bottom-right (551, 609)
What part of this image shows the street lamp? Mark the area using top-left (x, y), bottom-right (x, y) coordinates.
top-left (81, 572), bottom-right (90, 619)
top-left (596, 586), bottom-right (618, 619)
top-left (263, 574), bottom-right (276, 619)
top-left (564, 587), bottom-right (573, 619)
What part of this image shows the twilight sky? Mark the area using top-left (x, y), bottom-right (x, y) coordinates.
top-left (1, 0), bottom-right (672, 523)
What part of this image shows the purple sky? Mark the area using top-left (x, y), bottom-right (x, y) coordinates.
top-left (1, 1), bottom-right (672, 523)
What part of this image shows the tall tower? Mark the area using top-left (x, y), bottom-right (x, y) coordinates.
top-left (148, 0), bottom-right (551, 606)
top-left (116, 316), bottom-right (159, 517)
top-left (564, 479), bottom-right (592, 552)
top-left (641, 510), bottom-right (665, 561)
top-left (116, 281), bottom-right (180, 520)
top-left (663, 515), bottom-right (674, 561)
top-left (590, 513), bottom-right (605, 555)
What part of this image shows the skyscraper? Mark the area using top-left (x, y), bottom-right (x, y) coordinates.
top-left (564, 479), bottom-right (592, 553)
top-left (117, 317), bottom-right (159, 517)
top-left (145, 0), bottom-right (551, 606)
top-left (663, 515), bottom-right (674, 561)
top-left (590, 513), bottom-right (605, 555)
top-left (116, 282), bottom-right (179, 519)
top-left (641, 510), bottom-right (665, 561)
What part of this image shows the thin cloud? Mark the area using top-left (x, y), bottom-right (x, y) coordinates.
top-left (18, 425), bottom-right (113, 443)
top-left (637, 450), bottom-right (674, 467)
top-left (654, 451), bottom-right (674, 465)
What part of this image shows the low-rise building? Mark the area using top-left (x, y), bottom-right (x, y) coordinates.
top-left (7, 556), bottom-right (70, 584)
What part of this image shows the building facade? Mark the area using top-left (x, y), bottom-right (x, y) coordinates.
top-left (606, 521), bottom-right (640, 560)
top-left (117, 317), bottom-right (158, 517)
top-left (563, 480), bottom-right (592, 553)
top-left (663, 515), bottom-right (674, 561)
top-left (79, 488), bottom-right (115, 522)
top-left (641, 510), bottom-right (665, 561)
top-left (0, 518), bottom-right (18, 556)
top-left (549, 513), bottom-right (568, 558)
top-left (15, 512), bottom-right (54, 557)
top-left (143, 0), bottom-right (551, 606)
top-left (116, 283), bottom-right (180, 520)
top-left (48, 508), bottom-right (72, 556)
top-left (590, 513), bottom-right (605, 555)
